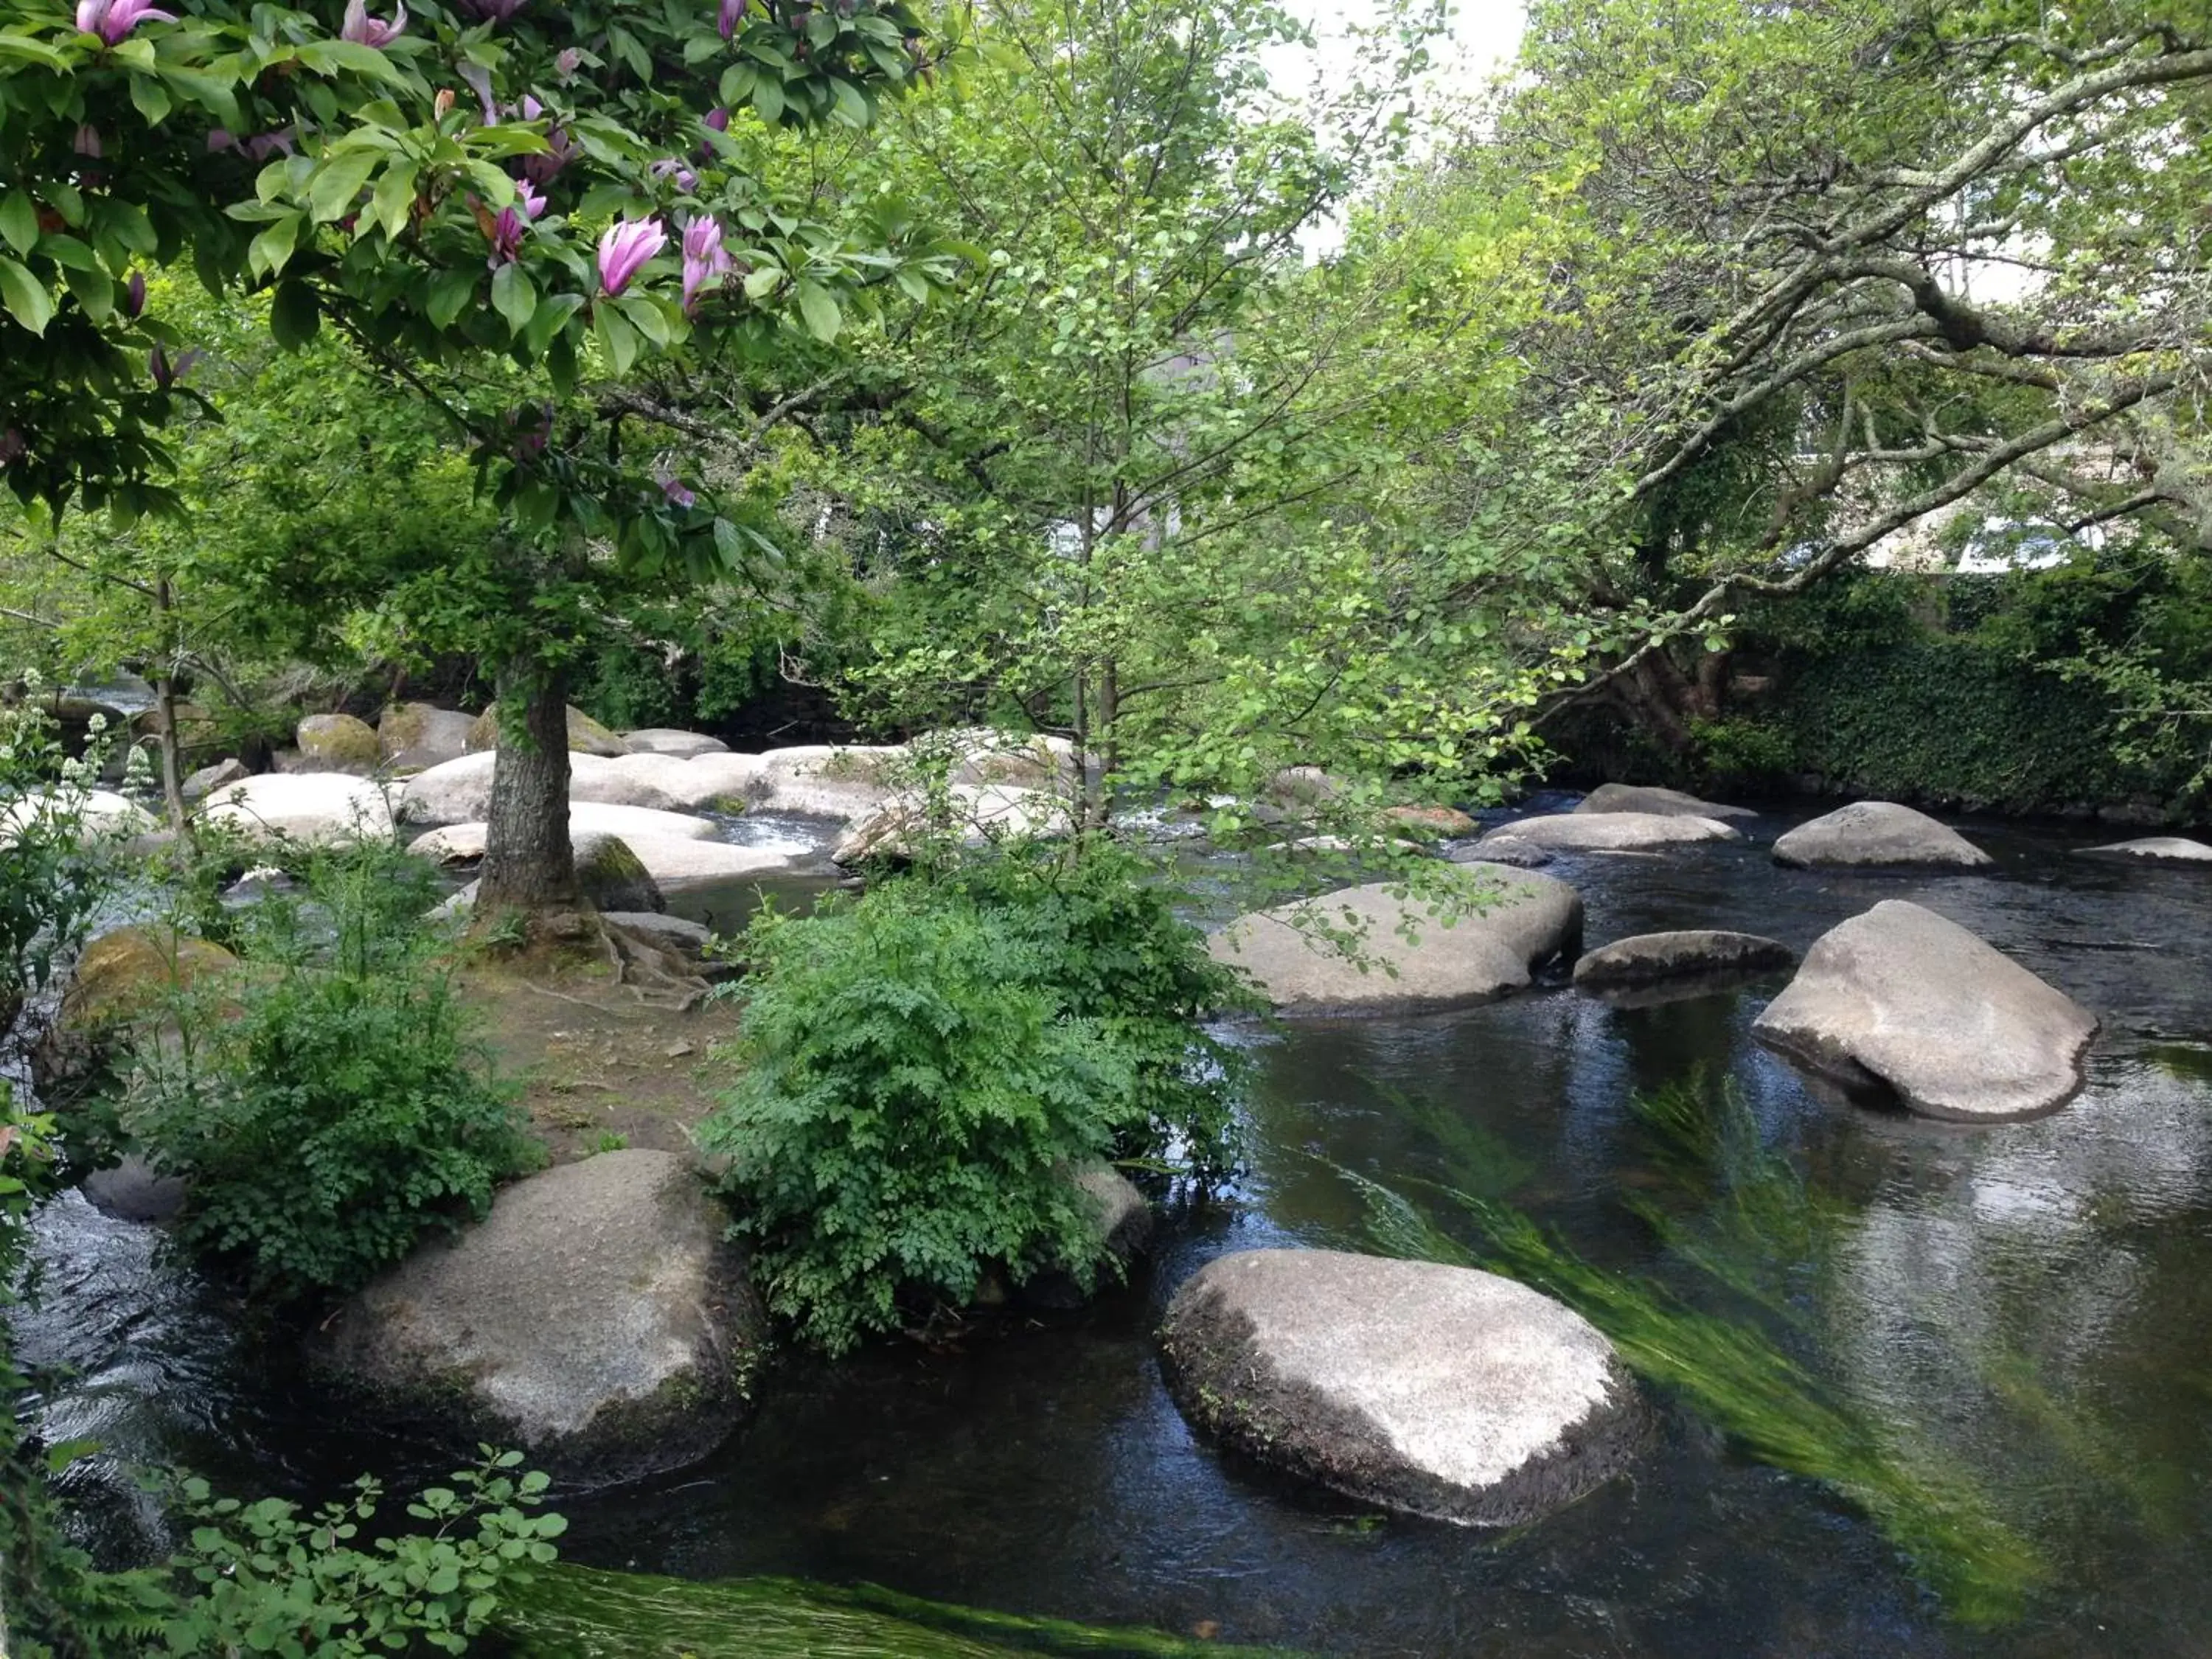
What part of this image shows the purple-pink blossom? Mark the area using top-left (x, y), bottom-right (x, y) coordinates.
top-left (459, 62), bottom-right (498, 125)
top-left (649, 157), bottom-right (699, 194)
top-left (75, 0), bottom-right (174, 44)
top-left (149, 344), bottom-right (201, 389)
top-left (597, 217), bottom-right (667, 297)
top-left (680, 215), bottom-right (733, 314)
top-left (73, 125), bottom-right (101, 159)
top-left (242, 130), bottom-right (297, 161)
top-left (340, 0), bottom-right (406, 46)
top-left (480, 180), bottom-right (545, 267)
top-left (658, 472), bottom-right (698, 508)
top-left (455, 0), bottom-right (527, 20)
top-left (554, 47), bottom-right (582, 80)
top-left (521, 122), bottom-right (577, 186)
top-left (124, 271), bottom-right (146, 318)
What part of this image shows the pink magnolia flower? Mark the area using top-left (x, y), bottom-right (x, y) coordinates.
top-left (456, 0), bottom-right (527, 19)
top-left (515, 176), bottom-right (546, 220)
top-left (649, 157), bottom-right (698, 193)
top-left (459, 62), bottom-right (497, 125)
top-left (521, 122), bottom-right (577, 186)
top-left (718, 0), bottom-right (744, 38)
top-left (76, 0), bottom-right (174, 45)
top-left (597, 217), bottom-right (667, 297)
top-left (149, 344), bottom-right (201, 389)
top-left (554, 47), bottom-right (582, 80)
top-left (481, 180), bottom-right (546, 268)
top-left (72, 125), bottom-right (101, 158)
top-left (679, 215), bottom-right (733, 314)
top-left (340, 0), bottom-right (406, 47)
top-left (124, 271), bottom-right (146, 318)
top-left (658, 472), bottom-right (697, 509)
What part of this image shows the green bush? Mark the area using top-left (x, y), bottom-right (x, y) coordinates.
top-left (698, 846), bottom-right (1252, 1354)
top-left (0, 689), bottom-right (122, 1048)
top-left (113, 841), bottom-right (538, 1303)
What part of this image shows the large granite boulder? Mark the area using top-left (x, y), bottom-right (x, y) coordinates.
top-left (2076, 836), bottom-right (2212, 865)
top-left (1752, 899), bottom-right (2096, 1121)
top-left (1574, 931), bottom-right (1794, 991)
top-left (1263, 765), bottom-right (1345, 809)
top-left (408, 802), bottom-right (718, 862)
top-left (295, 713), bottom-right (381, 775)
top-left (751, 745), bottom-right (906, 821)
top-left (1159, 1249), bottom-right (1641, 1526)
top-left (620, 728), bottom-right (728, 759)
top-left (929, 728), bottom-right (1081, 792)
top-left (1382, 804), bottom-right (1481, 839)
top-left (321, 1151), bottom-right (762, 1483)
top-left (378, 703), bottom-right (475, 773)
top-left (0, 787), bottom-right (155, 843)
top-left (1770, 802), bottom-right (1992, 870)
top-left (1576, 783), bottom-right (1755, 820)
top-left (1208, 864), bottom-right (1582, 1015)
top-left (580, 752), bottom-right (763, 813)
top-left (413, 822), bottom-right (803, 894)
top-left (195, 773), bottom-right (394, 844)
top-left (58, 925), bottom-right (236, 1032)
top-left (830, 784), bottom-right (1071, 866)
top-left (465, 703), bottom-right (630, 759)
top-left (1475, 813), bottom-right (1741, 855)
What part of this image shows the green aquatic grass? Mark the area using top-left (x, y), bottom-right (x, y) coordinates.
top-left (1335, 1074), bottom-right (2048, 1625)
top-left (501, 1563), bottom-right (1307, 1658)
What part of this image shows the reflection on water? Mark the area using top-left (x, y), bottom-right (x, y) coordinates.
top-left (16, 807), bottom-right (2212, 1654)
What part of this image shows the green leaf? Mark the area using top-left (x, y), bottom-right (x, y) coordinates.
top-left (62, 260), bottom-right (114, 322)
top-left (308, 151), bottom-right (380, 225)
top-left (36, 234), bottom-right (98, 272)
top-left (128, 72), bottom-right (172, 125)
top-left (426, 267), bottom-right (476, 329)
top-left (0, 257), bottom-right (54, 335)
top-left (793, 279), bottom-right (840, 342)
top-left (247, 212), bottom-right (304, 280)
top-left (753, 76), bottom-right (785, 124)
top-left (594, 304), bottom-right (639, 375)
top-left (522, 291), bottom-right (583, 358)
top-left (742, 265), bottom-right (782, 301)
top-left (830, 77), bottom-right (869, 128)
top-left (546, 331), bottom-right (578, 396)
top-left (0, 193), bottom-right (39, 259)
top-left (44, 181), bottom-right (83, 228)
top-left (370, 162), bottom-right (420, 241)
top-left (615, 291), bottom-right (670, 348)
top-left (269, 280), bottom-right (320, 350)
top-left (718, 62), bottom-right (758, 105)
top-left (490, 261), bottom-right (537, 337)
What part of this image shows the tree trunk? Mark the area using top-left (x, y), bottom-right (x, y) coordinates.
top-left (151, 580), bottom-right (187, 832)
top-left (476, 658), bottom-right (578, 912)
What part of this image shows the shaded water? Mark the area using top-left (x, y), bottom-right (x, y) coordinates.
top-left (18, 804), bottom-right (2212, 1655)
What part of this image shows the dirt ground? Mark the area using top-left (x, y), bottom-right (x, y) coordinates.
top-left (457, 948), bottom-right (743, 1165)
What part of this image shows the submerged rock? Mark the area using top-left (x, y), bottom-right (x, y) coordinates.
top-left (2076, 836), bottom-right (2212, 865)
top-left (1573, 930), bottom-right (1795, 991)
top-left (1208, 864), bottom-right (1582, 1015)
top-left (320, 1150), bottom-right (763, 1484)
top-left (1575, 783), bottom-right (1755, 820)
top-left (378, 703), bottom-right (475, 773)
top-left (621, 728), bottom-right (729, 759)
top-left (1158, 1248), bottom-right (1641, 1526)
top-left (1770, 801), bottom-right (1992, 870)
top-left (1753, 899), bottom-right (2096, 1121)
top-left (1475, 812), bottom-right (1741, 854)
top-left (195, 773), bottom-right (394, 844)
top-left (295, 713), bottom-right (381, 775)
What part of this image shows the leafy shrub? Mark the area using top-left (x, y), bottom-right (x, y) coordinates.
top-left (0, 689), bottom-right (122, 1048)
top-left (114, 841), bottom-right (538, 1302)
top-left (698, 846), bottom-right (1252, 1353)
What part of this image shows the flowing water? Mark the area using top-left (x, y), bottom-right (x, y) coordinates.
top-left (17, 801), bottom-right (2212, 1656)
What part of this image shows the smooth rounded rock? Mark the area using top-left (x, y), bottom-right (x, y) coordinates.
top-left (195, 772), bottom-right (394, 844)
top-left (588, 751), bottom-right (763, 813)
top-left (1752, 899), bottom-right (2096, 1121)
top-left (181, 758), bottom-right (251, 804)
top-left (752, 745), bottom-right (906, 821)
top-left (1574, 930), bottom-right (1795, 991)
top-left (0, 787), bottom-right (154, 842)
top-left (296, 712), bottom-right (381, 775)
top-left (1208, 865), bottom-right (1582, 1015)
top-left (1382, 804), bottom-right (1481, 838)
top-left (408, 802), bottom-right (720, 866)
top-left (2076, 836), bottom-right (2212, 865)
top-left (1770, 801), bottom-right (1992, 869)
top-left (378, 703), bottom-right (475, 773)
top-left (572, 831), bottom-right (664, 915)
top-left (1575, 783), bottom-right (1755, 820)
top-left (58, 925), bottom-right (235, 1032)
top-left (1159, 1248), bottom-right (1641, 1526)
top-left (319, 1150), bottom-right (763, 1484)
top-left (830, 784), bottom-right (1071, 866)
top-left (621, 728), bottom-right (729, 759)
top-left (1476, 812), bottom-right (1741, 853)
top-left (465, 703), bottom-right (630, 759)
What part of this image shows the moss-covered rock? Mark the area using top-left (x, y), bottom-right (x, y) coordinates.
top-left (465, 703), bottom-right (631, 758)
top-left (377, 702), bottom-right (475, 772)
top-left (296, 712), bottom-right (382, 774)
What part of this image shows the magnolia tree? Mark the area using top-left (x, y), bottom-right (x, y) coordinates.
top-left (0, 0), bottom-right (951, 908)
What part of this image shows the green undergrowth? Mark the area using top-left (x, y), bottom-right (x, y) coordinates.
top-left (501, 1563), bottom-right (1304, 1658)
top-left (1335, 1077), bottom-right (2047, 1624)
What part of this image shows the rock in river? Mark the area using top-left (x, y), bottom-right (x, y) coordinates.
top-left (1208, 864), bottom-right (1582, 1015)
top-left (320, 1150), bottom-right (764, 1484)
top-left (1770, 801), bottom-right (1992, 869)
top-left (1752, 899), bottom-right (2096, 1121)
top-left (1573, 930), bottom-right (1795, 991)
top-left (621, 727), bottom-right (729, 759)
top-left (2076, 836), bottom-right (2212, 865)
top-left (295, 712), bottom-right (381, 775)
top-left (1475, 812), bottom-right (1742, 855)
top-left (378, 703), bottom-right (475, 773)
top-left (195, 772), bottom-right (394, 844)
top-left (1159, 1248), bottom-right (1641, 1526)
top-left (1575, 782), bottom-right (1755, 820)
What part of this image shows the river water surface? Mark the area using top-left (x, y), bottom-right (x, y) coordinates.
top-left (18, 801), bottom-right (2212, 1656)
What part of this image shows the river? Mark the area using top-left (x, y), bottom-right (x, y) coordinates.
top-left (16, 799), bottom-right (2212, 1655)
